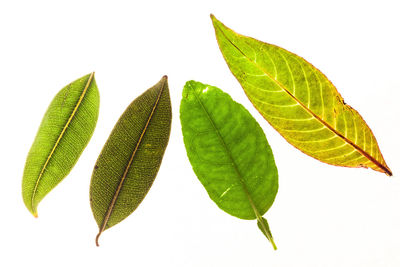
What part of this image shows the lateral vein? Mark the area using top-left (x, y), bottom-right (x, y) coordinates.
top-left (30, 72), bottom-right (95, 215)
top-left (190, 83), bottom-right (262, 219)
top-left (96, 77), bottom-right (167, 246)
top-left (215, 25), bottom-right (391, 176)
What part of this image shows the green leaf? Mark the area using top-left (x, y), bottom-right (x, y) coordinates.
top-left (180, 80), bottom-right (278, 249)
top-left (90, 76), bottom-right (171, 246)
top-left (22, 73), bottom-right (100, 217)
top-left (257, 217), bottom-right (276, 250)
top-left (211, 15), bottom-right (392, 176)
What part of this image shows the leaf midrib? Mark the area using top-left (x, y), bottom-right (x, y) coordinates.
top-left (30, 72), bottom-right (95, 215)
top-left (190, 83), bottom-right (263, 220)
top-left (95, 77), bottom-right (167, 246)
top-left (215, 24), bottom-right (391, 176)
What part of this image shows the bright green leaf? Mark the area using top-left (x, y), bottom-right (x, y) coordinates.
top-left (180, 81), bottom-right (278, 249)
top-left (211, 15), bottom-right (392, 176)
top-left (90, 76), bottom-right (171, 246)
top-left (22, 73), bottom-right (100, 217)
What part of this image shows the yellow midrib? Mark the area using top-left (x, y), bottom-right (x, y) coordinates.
top-left (215, 24), bottom-right (391, 176)
top-left (30, 72), bottom-right (95, 216)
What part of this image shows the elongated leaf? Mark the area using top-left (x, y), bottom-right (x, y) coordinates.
top-left (22, 73), bottom-right (100, 217)
top-left (180, 81), bottom-right (278, 249)
top-left (90, 76), bottom-right (171, 246)
top-left (211, 15), bottom-right (392, 176)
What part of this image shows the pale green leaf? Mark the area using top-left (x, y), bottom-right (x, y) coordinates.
top-left (180, 81), bottom-right (278, 249)
top-left (90, 76), bottom-right (171, 246)
top-left (22, 73), bottom-right (100, 217)
top-left (211, 15), bottom-right (391, 176)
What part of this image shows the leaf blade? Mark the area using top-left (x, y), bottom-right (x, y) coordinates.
top-left (211, 15), bottom-right (391, 175)
top-left (90, 76), bottom-right (171, 246)
top-left (180, 81), bottom-right (278, 248)
top-left (22, 72), bottom-right (100, 216)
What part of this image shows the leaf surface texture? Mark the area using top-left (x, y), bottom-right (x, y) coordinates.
top-left (211, 15), bottom-right (391, 175)
top-left (90, 76), bottom-right (171, 246)
top-left (22, 73), bottom-right (100, 216)
top-left (180, 81), bottom-right (278, 249)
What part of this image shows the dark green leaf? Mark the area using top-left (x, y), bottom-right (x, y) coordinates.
top-left (180, 80), bottom-right (278, 249)
top-left (22, 73), bottom-right (100, 217)
top-left (90, 76), bottom-right (171, 246)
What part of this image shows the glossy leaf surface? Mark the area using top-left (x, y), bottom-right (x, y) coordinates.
top-left (180, 81), bottom-right (278, 249)
top-left (90, 76), bottom-right (171, 246)
top-left (22, 73), bottom-right (100, 217)
top-left (211, 15), bottom-right (391, 176)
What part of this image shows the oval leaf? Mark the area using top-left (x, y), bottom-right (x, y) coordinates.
top-left (180, 81), bottom-right (278, 249)
top-left (90, 76), bottom-right (171, 246)
top-left (211, 15), bottom-right (392, 176)
top-left (22, 72), bottom-right (100, 217)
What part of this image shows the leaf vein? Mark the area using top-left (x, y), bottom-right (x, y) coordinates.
top-left (96, 77), bottom-right (167, 246)
top-left (30, 72), bottom-right (95, 215)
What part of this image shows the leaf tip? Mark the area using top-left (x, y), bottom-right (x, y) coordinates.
top-left (30, 205), bottom-right (38, 218)
top-left (210, 14), bottom-right (219, 25)
top-left (162, 75), bottom-right (168, 81)
top-left (89, 72), bottom-right (95, 80)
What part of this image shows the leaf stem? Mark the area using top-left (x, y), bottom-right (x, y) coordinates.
top-left (257, 217), bottom-right (277, 250)
top-left (95, 232), bottom-right (101, 247)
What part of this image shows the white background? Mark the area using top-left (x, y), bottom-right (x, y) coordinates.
top-left (0, 0), bottom-right (399, 266)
